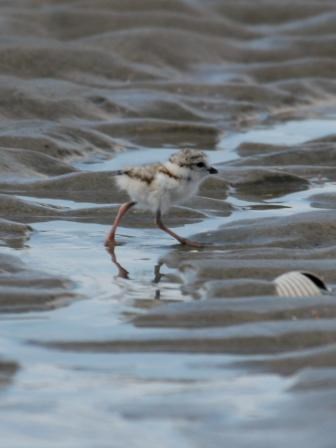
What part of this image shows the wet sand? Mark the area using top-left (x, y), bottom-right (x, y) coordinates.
top-left (1, 1), bottom-right (336, 447)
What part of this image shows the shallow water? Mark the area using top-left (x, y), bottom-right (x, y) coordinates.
top-left (1, 115), bottom-right (336, 446)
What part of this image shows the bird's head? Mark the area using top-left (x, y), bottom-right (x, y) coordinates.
top-left (168, 148), bottom-right (218, 182)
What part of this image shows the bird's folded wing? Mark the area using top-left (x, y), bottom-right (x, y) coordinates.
top-left (117, 164), bottom-right (162, 184)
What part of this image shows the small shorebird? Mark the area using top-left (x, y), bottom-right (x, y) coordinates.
top-left (105, 148), bottom-right (218, 247)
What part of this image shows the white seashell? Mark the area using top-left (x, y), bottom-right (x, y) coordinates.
top-left (274, 271), bottom-right (329, 297)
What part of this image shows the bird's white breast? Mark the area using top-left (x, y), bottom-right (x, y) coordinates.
top-left (115, 162), bottom-right (202, 213)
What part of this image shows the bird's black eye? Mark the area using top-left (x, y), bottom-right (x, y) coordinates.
top-left (196, 162), bottom-right (205, 168)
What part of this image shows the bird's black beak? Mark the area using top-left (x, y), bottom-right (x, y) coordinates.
top-left (208, 166), bottom-right (218, 174)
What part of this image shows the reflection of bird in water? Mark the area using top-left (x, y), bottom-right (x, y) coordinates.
top-left (107, 245), bottom-right (130, 279)
top-left (105, 149), bottom-right (217, 247)
top-left (106, 245), bottom-right (163, 300)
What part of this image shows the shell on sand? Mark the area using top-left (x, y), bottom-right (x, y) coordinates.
top-left (274, 271), bottom-right (330, 297)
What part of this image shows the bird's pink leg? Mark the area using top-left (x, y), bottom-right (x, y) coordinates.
top-left (155, 210), bottom-right (204, 248)
top-left (105, 201), bottom-right (136, 246)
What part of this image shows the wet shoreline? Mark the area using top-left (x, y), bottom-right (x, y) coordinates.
top-left (1, 1), bottom-right (336, 446)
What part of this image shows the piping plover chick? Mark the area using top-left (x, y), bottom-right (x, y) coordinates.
top-left (105, 148), bottom-right (218, 247)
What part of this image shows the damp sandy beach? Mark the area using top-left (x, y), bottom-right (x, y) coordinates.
top-left (1, 1), bottom-right (336, 446)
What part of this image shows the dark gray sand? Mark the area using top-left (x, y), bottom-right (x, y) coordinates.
top-left (1, 1), bottom-right (336, 447)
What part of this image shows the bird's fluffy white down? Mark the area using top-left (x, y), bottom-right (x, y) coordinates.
top-left (116, 158), bottom-right (209, 213)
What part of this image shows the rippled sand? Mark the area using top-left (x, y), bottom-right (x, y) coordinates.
top-left (1, 1), bottom-right (336, 447)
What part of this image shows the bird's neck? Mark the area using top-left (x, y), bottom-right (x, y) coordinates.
top-left (164, 161), bottom-right (192, 181)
